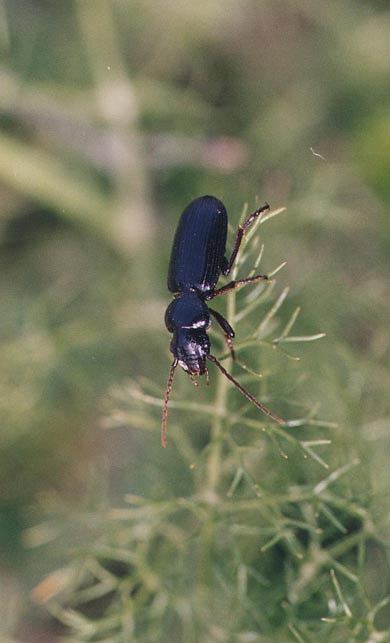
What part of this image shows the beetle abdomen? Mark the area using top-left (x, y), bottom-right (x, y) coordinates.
top-left (167, 195), bottom-right (228, 294)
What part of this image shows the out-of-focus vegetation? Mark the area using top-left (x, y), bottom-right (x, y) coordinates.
top-left (0, 0), bottom-right (389, 641)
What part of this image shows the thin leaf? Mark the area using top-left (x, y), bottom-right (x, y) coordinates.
top-left (319, 502), bottom-right (348, 534)
top-left (267, 260), bottom-right (287, 278)
top-left (280, 306), bottom-right (301, 338)
top-left (314, 459), bottom-right (361, 495)
top-left (254, 287), bottom-right (290, 337)
top-left (275, 333), bottom-right (326, 343)
top-left (330, 569), bottom-right (355, 613)
top-left (259, 206), bottom-right (287, 224)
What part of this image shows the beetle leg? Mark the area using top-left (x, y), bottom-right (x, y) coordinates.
top-left (224, 335), bottom-right (236, 361)
top-left (209, 307), bottom-right (236, 360)
top-left (206, 353), bottom-right (284, 425)
top-left (224, 202), bottom-right (270, 274)
top-left (211, 274), bottom-right (268, 299)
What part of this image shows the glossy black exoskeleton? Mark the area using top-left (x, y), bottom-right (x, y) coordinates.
top-left (162, 195), bottom-right (283, 447)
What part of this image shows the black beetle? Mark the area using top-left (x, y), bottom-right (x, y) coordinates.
top-left (162, 195), bottom-right (283, 447)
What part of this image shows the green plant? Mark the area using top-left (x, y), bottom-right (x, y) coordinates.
top-left (29, 206), bottom-right (389, 643)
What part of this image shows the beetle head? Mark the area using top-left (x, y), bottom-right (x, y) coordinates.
top-left (170, 328), bottom-right (210, 375)
top-left (165, 293), bottom-right (210, 375)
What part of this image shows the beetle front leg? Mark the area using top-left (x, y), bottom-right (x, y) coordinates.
top-left (209, 307), bottom-right (236, 360)
top-left (224, 202), bottom-right (270, 275)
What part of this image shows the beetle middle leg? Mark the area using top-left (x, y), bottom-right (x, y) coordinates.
top-left (224, 202), bottom-right (270, 274)
top-left (209, 307), bottom-right (236, 360)
top-left (211, 274), bottom-right (268, 299)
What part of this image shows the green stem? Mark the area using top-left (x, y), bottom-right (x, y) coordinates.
top-left (205, 286), bottom-right (236, 495)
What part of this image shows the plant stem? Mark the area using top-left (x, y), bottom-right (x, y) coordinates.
top-left (205, 284), bottom-right (236, 495)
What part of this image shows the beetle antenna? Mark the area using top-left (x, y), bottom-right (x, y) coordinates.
top-left (206, 353), bottom-right (284, 425)
top-left (161, 358), bottom-right (178, 448)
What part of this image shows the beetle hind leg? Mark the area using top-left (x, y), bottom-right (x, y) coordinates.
top-left (224, 202), bottom-right (270, 275)
top-left (206, 353), bottom-right (284, 425)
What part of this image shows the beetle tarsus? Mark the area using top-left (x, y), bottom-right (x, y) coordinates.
top-left (225, 202), bottom-right (270, 273)
top-left (206, 353), bottom-right (284, 425)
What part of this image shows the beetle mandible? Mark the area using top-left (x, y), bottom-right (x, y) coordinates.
top-left (162, 195), bottom-right (284, 447)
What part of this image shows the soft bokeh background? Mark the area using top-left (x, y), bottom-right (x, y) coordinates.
top-left (1, 1), bottom-right (389, 641)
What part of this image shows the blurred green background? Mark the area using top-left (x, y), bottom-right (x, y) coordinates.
top-left (1, 0), bottom-right (389, 641)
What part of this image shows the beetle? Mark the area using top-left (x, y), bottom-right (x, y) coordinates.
top-left (162, 195), bottom-right (284, 447)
